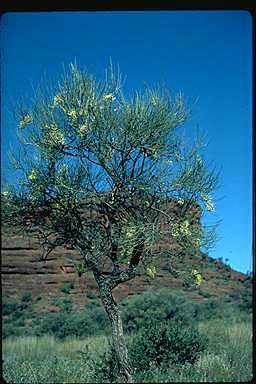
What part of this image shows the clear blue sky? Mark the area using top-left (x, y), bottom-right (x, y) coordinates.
top-left (1, 11), bottom-right (252, 273)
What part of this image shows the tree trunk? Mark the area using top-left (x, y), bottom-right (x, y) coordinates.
top-left (93, 273), bottom-right (133, 383)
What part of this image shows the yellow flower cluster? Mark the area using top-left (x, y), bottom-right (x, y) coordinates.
top-left (28, 169), bottom-right (37, 181)
top-left (121, 246), bottom-right (133, 259)
top-left (191, 269), bottom-right (202, 287)
top-left (78, 108), bottom-right (87, 117)
top-left (170, 220), bottom-right (192, 238)
top-left (146, 265), bottom-right (157, 279)
top-left (126, 227), bottom-right (136, 239)
top-left (170, 223), bottom-right (180, 237)
top-left (177, 198), bottom-right (184, 206)
top-left (180, 220), bottom-right (191, 236)
top-left (146, 148), bottom-right (158, 161)
top-left (19, 114), bottom-right (33, 129)
top-left (45, 124), bottom-right (64, 145)
top-left (79, 124), bottom-right (88, 136)
top-left (201, 194), bottom-right (215, 212)
top-left (53, 94), bottom-right (62, 106)
top-left (103, 93), bottom-right (116, 101)
top-left (53, 94), bottom-right (89, 118)
top-left (66, 110), bottom-right (77, 119)
top-left (206, 201), bottom-right (215, 212)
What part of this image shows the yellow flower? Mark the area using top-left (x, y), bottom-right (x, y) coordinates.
top-left (53, 95), bottom-right (62, 106)
top-left (28, 169), bottom-right (37, 181)
top-left (52, 130), bottom-right (64, 145)
top-left (79, 124), bottom-right (88, 136)
top-left (146, 265), bottom-right (157, 279)
top-left (191, 269), bottom-right (202, 287)
top-left (67, 110), bottom-right (77, 119)
top-left (201, 194), bottom-right (215, 212)
top-left (206, 201), bottom-right (215, 212)
top-left (201, 193), bottom-right (210, 202)
top-left (126, 228), bottom-right (136, 239)
top-left (19, 114), bottom-right (33, 129)
top-left (177, 198), bottom-right (184, 206)
top-left (170, 223), bottom-right (180, 237)
top-left (45, 124), bottom-right (64, 145)
top-left (180, 220), bottom-right (191, 236)
top-left (165, 159), bottom-right (173, 165)
top-left (78, 108), bottom-right (87, 116)
top-left (103, 93), bottom-right (116, 101)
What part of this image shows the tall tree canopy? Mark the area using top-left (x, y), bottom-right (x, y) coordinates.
top-left (3, 63), bottom-right (219, 382)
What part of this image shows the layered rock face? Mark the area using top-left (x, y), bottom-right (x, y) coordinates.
top-left (1, 200), bottom-right (247, 304)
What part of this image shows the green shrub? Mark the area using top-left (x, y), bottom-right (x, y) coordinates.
top-left (93, 343), bottom-right (120, 383)
top-left (52, 298), bottom-right (73, 313)
top-left (3, 302), bottom-right (26, 316)
top-left (198, 289), bottom-right (211, 298)
top-left (226, 289), bottom-right (252, 313)
top-left (33, 304), bottom-right (110, 339)
top-left (129, 321), bottom-right (208, 371)
top-left (121, 289), bottom-right (198, 332)
top-left (60, 282), bottom-right (74, 294)
top-left (21, 290), bottom-right (32, 302)
top-left (86, 290), bottom-right (98, 300)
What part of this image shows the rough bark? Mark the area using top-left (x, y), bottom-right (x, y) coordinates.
top-left (93, 271), bottom-right (133, 383)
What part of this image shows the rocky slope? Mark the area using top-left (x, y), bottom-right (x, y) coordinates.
top-left (2, 228), bottom-right (249, 312)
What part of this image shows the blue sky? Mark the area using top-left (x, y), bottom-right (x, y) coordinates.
top-left (1, 11), bottom-right (252, 273)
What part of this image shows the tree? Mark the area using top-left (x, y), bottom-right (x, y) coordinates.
top-left (3, 63), bottom-right (219, 382)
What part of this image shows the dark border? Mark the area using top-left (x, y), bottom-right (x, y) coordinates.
top-left (0, 2), bottom-right (254, 384)
top-left (0, 0), bottom-right (255, 14)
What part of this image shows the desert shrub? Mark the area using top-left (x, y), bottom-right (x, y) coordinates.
top-left (129, 321), bottom-right (207, 371)
top-left (2, 318), bottom-right (25, 338)
top-left (226, 289), bottom-right (252, 313)
top-left (3, 302), bottom-right (28, 316)
top-left (121, 289), bottom-right (197, 332)
top-left (198, 289), bottom-right (211, 298)
top-left (93, 343), bottom-right (120, 383)
top-left (33, 304), bottom-right (110, 339)
top-left (52, 298), bottom-right (73, 313)
top-left (21, 290), bottom-right (32, 302)
top-left (86, 291), bottom-right (98, 300)
top-left (60, 282), bottom-right (74, 294)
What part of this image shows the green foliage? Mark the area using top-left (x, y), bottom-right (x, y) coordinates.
top-left (226, 288), bottom-right (252, 313)
top-left (93, 343), bottom-right (120, 383)
top-left (21, 290), bottom-right (32, 302)
top-left (4, 62), bottom-right (220, 280)
top-left (121, 289), bottom-right (199, 332)
top-left (60, 282), bottom-right (74, 294)
top-left (129, 321), bottom-right (207, 371)
top-left (33, 303), bottom-right (110, 339)
top-left (3, 301), bottom-right (28, 317)
top-left (3, 287), bottom-right (252, 341)
top-left (2, 317), bottom-right (252, 383)
top-left (86, 291), bottom-right (98, 300)
top-left (51, 298), bottom-right (73, 313)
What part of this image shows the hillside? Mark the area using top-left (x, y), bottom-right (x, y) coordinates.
top-left (2, 227), bottom-right (250, 311)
